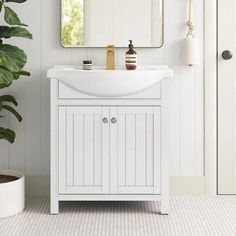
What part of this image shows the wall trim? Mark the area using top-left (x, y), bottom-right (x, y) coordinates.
top-left (26, 176), bottom-right (206, 196)
top-left (204, 0), bottom-right (217, 194)
top-left (25, 176), bottom-right (50, 196)
top-left (170, 177), bottom-right (205, 195)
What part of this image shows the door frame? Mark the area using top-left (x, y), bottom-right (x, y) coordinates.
top-left (204, 0), bottom-right (217, 194)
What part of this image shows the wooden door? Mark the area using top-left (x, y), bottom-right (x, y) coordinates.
top-left (110, 106), bottom-right (161, 194)
top-left (58, 106), bottom-right (109, 194)
top-left (218, 0), bottom-right (236, 194)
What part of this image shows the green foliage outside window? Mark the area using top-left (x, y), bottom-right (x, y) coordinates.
top-left (62, 0), bottom-right (84, 46)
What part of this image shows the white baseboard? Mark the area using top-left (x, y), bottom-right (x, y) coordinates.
top-left (25, 176), bottom-right (50, 196)
top-left (25, 176), bottom-right (207, 196)
top-left (170, 177), bottom-right (206, 195)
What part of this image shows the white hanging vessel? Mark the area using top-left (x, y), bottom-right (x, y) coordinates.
top-left (181, 0), bottom-right (200, 66)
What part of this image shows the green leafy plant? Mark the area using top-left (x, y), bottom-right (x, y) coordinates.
top-left (0, 0), bottom-right (32, 143)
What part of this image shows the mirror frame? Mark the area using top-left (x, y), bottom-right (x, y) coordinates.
top-left (60, 0), bottom-right (164, 48)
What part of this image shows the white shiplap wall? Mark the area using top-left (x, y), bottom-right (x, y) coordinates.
top-left (0, 0), bottom-right (204, 177)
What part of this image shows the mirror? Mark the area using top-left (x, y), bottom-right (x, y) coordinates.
top-left (61, 0), bottom-right (163, 48)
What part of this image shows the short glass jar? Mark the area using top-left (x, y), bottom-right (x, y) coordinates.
top-left (83, 60), bottom-right (92, 70)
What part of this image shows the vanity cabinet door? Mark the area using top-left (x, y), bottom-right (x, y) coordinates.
top-left (58, 106), bottom-right (109, 194)
top-left (110, 106), bottom-right (161, 194)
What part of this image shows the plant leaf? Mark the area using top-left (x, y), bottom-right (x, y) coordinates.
top-left (0, 49), bottom-right (19, 72)
top-left (0, 1), bottom-right (3, 12)
top-left (13, 69), bottom-right (30, 80)
top-left (2, 104), bottom-right (22, 121)
top-left (6, 0), bottom-right (27, 3)
top-left (0, 95), bottom-right (18, 112)
top-left (18, 70), bottom-right (30, 76)
top-left (0, 26), bottom-right (32, 39)
top-left (4, 6), bottom-right (27, 26)
top-left (0, 67), bottom-right (14, 88)
top-left (0, 69), bottom-right (29, 89)
top-left (0, 127), bottom-right (15, 143)
top-left (0, 95), bottom-right (18, 106)
top-left (0, 44), bottom-right (27, 70)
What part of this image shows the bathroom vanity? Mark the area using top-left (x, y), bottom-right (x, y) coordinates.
top-left (48, 66), bottom-right (173, 214)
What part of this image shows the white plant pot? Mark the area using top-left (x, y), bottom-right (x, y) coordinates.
top-left (0, 169), bottom-right (25, 218)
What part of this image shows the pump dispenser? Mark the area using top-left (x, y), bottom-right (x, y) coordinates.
top-left (125, 40), bottom-right (137, 70)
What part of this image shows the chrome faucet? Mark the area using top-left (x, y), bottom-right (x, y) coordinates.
top-left (106, 45), bottom-right (115, 70)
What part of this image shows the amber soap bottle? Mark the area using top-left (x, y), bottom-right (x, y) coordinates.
top-left (125, 40), bottom-right (137, 70)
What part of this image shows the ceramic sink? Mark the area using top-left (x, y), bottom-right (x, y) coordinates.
top-left (47, 65), bottom-right (173, 97)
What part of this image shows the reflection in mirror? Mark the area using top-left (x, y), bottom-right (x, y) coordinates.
top-left (61, 0), bottom-right (163, 48)
top-left (62, 0), bottom-right (84, 46)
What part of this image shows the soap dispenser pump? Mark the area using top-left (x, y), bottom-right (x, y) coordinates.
top-left (125, 40), bottom-right (137, 70)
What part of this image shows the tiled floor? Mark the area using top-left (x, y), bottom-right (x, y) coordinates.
top-left (0, 196), bottom-right (236, 236)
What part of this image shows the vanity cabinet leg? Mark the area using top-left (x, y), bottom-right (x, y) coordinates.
top-left (160, 198), bottom-right (169, 215)
top-left (51, 199), bottom-right (59, 215)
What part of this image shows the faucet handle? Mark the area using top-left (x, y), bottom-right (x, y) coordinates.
top-left (106, 45), bottom-right (115, 53)
top-left (107, 45), bottom-right (115, 48)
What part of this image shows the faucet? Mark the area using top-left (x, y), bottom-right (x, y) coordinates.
top-left (106, 45), bottom-right (115, 70)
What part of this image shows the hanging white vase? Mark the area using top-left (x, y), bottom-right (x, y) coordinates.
top-left (181, 37), bottom-right (200, 66)
top-left (181, 0), bottom-right (199, 66)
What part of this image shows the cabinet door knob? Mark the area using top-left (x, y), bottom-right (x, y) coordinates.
top-left (103, 118), bottom-right (108, 123)
top-left (111, 117), bottom-right (117, 123)
top-left (222, 50), bottom-right (233, 60)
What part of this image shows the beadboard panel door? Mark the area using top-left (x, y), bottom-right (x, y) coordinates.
top-left (58, 106), bottom-right (109, 194)
top-left (110, 107), bottom-right (161, 194)
top-left (58, 106), bottom-right (161, 195)
top-left (0, 0), bottom-right (204, 180)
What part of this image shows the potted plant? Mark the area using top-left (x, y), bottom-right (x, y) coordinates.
top-left (0, 0), bottom-right (32, 218)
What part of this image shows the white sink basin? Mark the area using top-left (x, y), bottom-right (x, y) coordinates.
top-left (47, 66), bottom-right (173, 97)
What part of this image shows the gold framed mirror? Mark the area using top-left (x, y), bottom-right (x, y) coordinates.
top-left (61, 0), bottom-right (164, 48)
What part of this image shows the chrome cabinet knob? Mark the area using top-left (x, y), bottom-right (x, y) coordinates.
top-left (222, 50), bottom-right (233, 60)
top-left (103, 118), bottom-right (108, 123)
top-left (111, 117), bottom-right (117, 123)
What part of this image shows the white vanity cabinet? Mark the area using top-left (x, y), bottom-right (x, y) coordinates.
top-left (49, 66), bottom-right (172, 215)
top-left (58, 106), bottom-right (160, 195)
